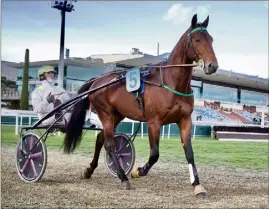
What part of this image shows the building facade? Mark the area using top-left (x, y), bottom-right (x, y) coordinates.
top-left (4, 53), bottom-right (269, 108)
top-left (1, 61), bottom-right (18, 82)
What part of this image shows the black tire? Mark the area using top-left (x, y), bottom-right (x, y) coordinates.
top-left (15, 133), bottom-right (47, 183)
top-left (104, 133), bottom-right (135, 177)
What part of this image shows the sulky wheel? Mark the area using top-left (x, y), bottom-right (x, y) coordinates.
top-left (105, 133), bottom-right (135, 177)
top-left (15, 133), bottom-right (47, 183)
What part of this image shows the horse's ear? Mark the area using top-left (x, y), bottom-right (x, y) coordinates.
top-left (202, 15), bottom-right (209, 28)
top-left (191, 14), bottom-right (197, 28)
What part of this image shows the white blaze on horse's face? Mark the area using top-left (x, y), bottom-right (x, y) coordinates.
top-left (188, 14), bottom-right (219, 75)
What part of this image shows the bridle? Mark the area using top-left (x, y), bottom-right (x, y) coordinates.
top-left (186, 26), bottom-right (208, 68)
top-left (144, 26), bottom-right (209, 97)
top-left (147, 26), bottom-right (208, 69)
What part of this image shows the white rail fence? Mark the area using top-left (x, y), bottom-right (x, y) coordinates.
top-left (1, 109), bottom-right (268, 139)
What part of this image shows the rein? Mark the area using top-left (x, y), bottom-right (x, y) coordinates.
top-left (158, 62), bottom-right (195, 97)
top-left (142, 60), bottom-right (201, 97)
top-left (155, 63), bottom-right (199, 68)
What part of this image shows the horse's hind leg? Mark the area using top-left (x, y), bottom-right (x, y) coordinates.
top-left (88, 108), bottom-right (130, 189)
top-left (131, 120), bottom-right (160, 177)
top-left (178, 116), bottom-right (207, 197)
top-left (84, 131), bottom-right (104, 179)
top-left (84, 114), bottom-right (124, 179)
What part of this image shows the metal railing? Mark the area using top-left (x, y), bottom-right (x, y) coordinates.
top-left (1, 109), bottom-right (268, 138)
top-left (1, 90), bottom-right (21, 100)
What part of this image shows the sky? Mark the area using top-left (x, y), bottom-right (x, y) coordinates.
top-left (1, 1), bottom-right (269, 78)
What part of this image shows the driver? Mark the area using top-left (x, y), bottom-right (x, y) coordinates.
top-left (31, 65), bottom-right (103, 128)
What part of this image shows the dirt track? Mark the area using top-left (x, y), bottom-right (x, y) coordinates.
top-left (1, 146), bottom-right (268, 209)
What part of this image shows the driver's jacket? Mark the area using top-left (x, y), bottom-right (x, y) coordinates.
top-left (31, 80), bottom-right (72, 124)
top-left (31, 80), bottom-right (103, 128)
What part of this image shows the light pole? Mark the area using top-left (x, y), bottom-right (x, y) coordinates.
top-left (51, 0), bottom-right (76, 88)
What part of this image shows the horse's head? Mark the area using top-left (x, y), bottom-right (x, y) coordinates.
top-left (186, 14), bottom-right (218, 75)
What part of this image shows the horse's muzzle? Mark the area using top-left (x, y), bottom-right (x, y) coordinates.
top-left (204, 62), bottom-right (219, 75)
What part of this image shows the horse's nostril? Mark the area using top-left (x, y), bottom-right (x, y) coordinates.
top-left (214, 63), bottom-right (219, 70)
top-left (208, 62), bottom-right (218, 70)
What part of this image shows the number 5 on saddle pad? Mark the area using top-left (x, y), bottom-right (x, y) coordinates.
top-left (126, 68), bottom-right (141, 92)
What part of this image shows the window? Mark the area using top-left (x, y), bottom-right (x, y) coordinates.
top-left (241, 90), bottom-right (268, 106)
top-left (191, 79), bottom-right (202, 87)
top-left (192, 87), bottom-right (201, 98)
top-left (66, 79), bottom-right (87, 91)
top-left (17, 67), bottom-right (41, 80)
top-left (203, 83), bottom-right (237, 102)
top-left (66, 65), bottom-right (105, 81)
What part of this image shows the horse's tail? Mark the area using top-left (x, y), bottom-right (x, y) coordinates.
top-left (63, 78), bottom-right (96, 154)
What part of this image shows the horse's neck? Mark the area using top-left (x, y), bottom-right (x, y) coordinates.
top-left (163, 37), bottom-right (193, 93)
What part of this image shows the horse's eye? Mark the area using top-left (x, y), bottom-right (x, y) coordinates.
top-left (195, 39), bottom-right (200, 43)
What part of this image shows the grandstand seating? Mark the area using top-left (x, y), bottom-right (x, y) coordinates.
top-left (230, 111), bottom-right (249, 122)
top-left (193, 102), bottom-right (266, 124)
top-left (194, 107), bottom-right (231, 121)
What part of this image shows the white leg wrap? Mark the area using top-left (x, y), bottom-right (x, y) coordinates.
top-left (188, 164), bottom-right (195, 184)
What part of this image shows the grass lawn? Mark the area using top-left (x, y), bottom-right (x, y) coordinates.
top-left (1, 125), bottom-right (268, 171)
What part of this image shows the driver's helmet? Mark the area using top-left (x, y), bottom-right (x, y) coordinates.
top-left (38, 65), bottom-right (57, 81)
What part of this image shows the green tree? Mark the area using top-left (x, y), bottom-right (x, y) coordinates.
top-left (20, 49), bottom-right (29, 110)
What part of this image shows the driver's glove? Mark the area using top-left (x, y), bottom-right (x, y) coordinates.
top-left (46, 93), bottom-right (55, 103)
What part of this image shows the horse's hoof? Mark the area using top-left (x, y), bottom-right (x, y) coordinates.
top-left (196, 192), bottom-right (208, 198)
top-left (83, 167), bottom-right (92, 179)
top-left (131, 168), bottom-right (140, 178)
top-left (194, 184), bottom-right (208, 197)
top-left (121, 181), bottom-right (132, 190)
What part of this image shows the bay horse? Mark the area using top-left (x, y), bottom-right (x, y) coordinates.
top-left (63, 14), bottom-right (218, 197)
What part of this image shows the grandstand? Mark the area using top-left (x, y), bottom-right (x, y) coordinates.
top-left (193, 100), bottom-right (268, 125)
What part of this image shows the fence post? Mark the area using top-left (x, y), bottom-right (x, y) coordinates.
top-left (131, 121), bottom-right (134, 135)
top-left (193, 122), bottom-right (197, 140)
top-left (20, 115), bottom-right (23, 126)
top-left (141, 122), bottom-right (143, 138)
top-left (168, 124), bottom-right (171, 139)
top-left (162, 125), bottom-right (165, 139)
top-left (15, 114), bottom-right (19, 135)
top-left (261, 109), bottom-right (265, 128)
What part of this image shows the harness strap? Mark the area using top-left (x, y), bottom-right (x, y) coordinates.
top-left (162, 84), bottom-right (193, 97)
top-left (158, 63), bottom-right (194, 97)
top-left (159, 62), bottom-right (164, 85)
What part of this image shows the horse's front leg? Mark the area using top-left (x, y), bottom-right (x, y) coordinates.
top-left (177, 116), bottom-right (208, 197)
top-left (131, 121), bottom-right (160, 178)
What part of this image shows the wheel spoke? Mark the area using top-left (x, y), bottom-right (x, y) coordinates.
top-left (31, 152), bottom-right (43, 159)
top-left (20, 159), bottom-right (30, 173)
top-left (119, 138), bottom-right (123, 151)
top-left (29, 136), bottom-right (33, 150)
top-left (118, 153), bottom-right (131, 157)
top-left (30, 159), bottom-right (38, 177)
top-left (19, 147), bottom-right (28, 155)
